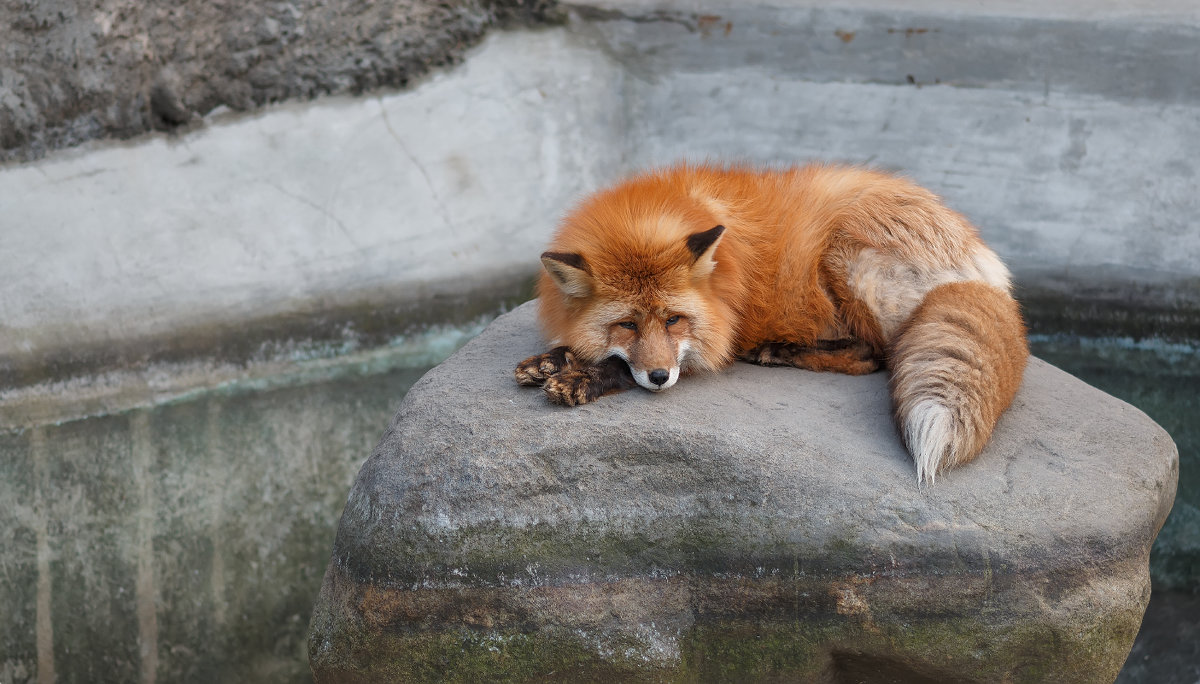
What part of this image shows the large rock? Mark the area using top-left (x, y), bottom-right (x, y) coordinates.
top-left (308, 301), bottom-right (1177, 682)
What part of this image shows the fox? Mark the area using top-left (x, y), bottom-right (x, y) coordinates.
top-left (514, 163), bottom-right (1029, 483)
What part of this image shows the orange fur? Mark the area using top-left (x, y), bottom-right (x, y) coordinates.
top-left (525, 163), bottom-right (1029, 482)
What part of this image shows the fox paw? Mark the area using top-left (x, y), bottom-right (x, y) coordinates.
top-left (542, 370), bottom-right (596, 406)
top-left (741, 340), bottom-right (881, 375)
top-left (515, 346), bottom-right (576, 386)
top-left (740, 342), bottom-right (784, 366)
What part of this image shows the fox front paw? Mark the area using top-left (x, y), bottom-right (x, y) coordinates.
top-left (514, 346), bottom-right (576, 387)
top-left (542, 369), bottom-right (599, 406)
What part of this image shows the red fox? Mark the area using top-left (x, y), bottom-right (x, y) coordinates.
top-left (515, 164), bottom-right (1028, 483)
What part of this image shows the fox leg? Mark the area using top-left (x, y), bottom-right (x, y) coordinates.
top-left (542, 355), bottom-right (638, 406)
top-left (514, 346), bottom-right (577, 386)
top-left (741, 339), bottom-right (881, 375)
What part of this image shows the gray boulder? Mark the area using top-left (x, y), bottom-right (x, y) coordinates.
top-left (308, 301), bottom-right (1176, 683)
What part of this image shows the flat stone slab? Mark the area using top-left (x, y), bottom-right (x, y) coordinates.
top-left (308, 301), bottom-right (1177, 683)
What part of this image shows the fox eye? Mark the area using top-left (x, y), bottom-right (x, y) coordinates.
top-left (618, 321), bottom-right (637, 331)
top-left (665, 316), bottom-right (681, 327)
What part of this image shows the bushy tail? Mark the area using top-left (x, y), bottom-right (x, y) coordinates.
top-left (888, 281), bottom-right (1029, 484)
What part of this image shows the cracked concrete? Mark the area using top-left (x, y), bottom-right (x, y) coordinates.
top-left (377, 97), bottom-right (459, 235)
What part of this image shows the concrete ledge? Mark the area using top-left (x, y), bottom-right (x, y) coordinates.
top-left (308, 302), bottom-right (1178, 682)
top-left (0, 271), bottom-right (531, 430)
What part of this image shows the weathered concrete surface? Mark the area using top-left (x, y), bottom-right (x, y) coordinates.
top-left (5, 1), bottom-right (1200, 399)
top-left (0, 0), bottom-right (558, 162)
top-left (580, 0), bottom-right (1200, 322)
top-left (308, 302), bottom-right (1178, 682)
top-left (0, 27), bottom-right (620, 394)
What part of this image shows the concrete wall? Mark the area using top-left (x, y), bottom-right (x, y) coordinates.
top-left (2, 26), bottom-right (621, 406)
top-left (4, 1), bottom-right (1199, 393)
top-left (2, 1), bottom-right (1198, 682)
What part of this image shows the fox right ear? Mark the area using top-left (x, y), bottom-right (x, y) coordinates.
top-left (686, 225), bottom-right (725, 279)
top-left (541, 251), bottom-right (593, 298)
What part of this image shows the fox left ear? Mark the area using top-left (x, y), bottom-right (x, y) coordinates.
top-left (686, 225), bottom-right (725, 278)
top-left (541, 251), bottom-right (593, 298)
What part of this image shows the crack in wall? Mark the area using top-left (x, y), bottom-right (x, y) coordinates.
top-left (377, 96), bottom-right (458, 235)
top-left (262, 179), bottom-right (361, 250)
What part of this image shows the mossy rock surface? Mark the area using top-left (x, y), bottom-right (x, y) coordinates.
top-left (308, 301), bottom-right (1177, 683)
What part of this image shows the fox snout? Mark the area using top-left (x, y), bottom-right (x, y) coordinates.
top-left (628, 364), bottom-right (681, 392)
top-left (599, 310), bottom-right (699, 395)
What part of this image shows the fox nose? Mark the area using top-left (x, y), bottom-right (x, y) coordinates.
top-left (648, 369), bottom-right (670, 386)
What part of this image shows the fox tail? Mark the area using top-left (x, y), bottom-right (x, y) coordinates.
top-left (888, 281), bottom-right (1029, 484)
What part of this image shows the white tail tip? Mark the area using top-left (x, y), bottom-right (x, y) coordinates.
top-left (903, 400), bottom-right (957, 485)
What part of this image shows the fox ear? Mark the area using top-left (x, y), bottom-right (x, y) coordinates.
top-left (686, 225), bottom-right (725, 278)
top-left (541, 251), bottom-right (593, 298)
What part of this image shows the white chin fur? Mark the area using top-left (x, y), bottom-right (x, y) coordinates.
top-left (632, 366), bottom-right (680, 392)
top-left (607, 346), bottom-right (684, 392)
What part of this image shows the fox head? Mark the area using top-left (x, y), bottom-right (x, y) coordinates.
top-left (537, 224), bottom-right (733, 392)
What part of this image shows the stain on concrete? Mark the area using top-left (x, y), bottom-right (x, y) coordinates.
top-left (1164, 159), bottom-right (1194, 178)
top-left (1061, 118), bottom-right (1090, 171)
top-left (205, 401), bottom-right (228, 630)
top-left (697, 14), bottom-right (723, 37)
top-left (32, 427), bottom-right (55, 684)
top-left (887, 27), bottom-right (936, 37)
top-left (132, 412), bottom-right (160, 684)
